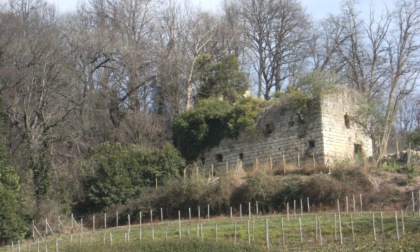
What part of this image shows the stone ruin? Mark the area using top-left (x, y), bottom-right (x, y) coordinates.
top-left (200, 87), bottom-right (373, 170)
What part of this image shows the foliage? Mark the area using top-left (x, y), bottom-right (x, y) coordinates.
top-left (294, 70), bottom-right (337, 98)
top-left (81, 142), bottom-right (184, 212)
top-left (196, 54), bottom-right (249, 104)
top-left (173, 98), bottom-right (274, 162)
top-left (227, 97), bottom-right (273, 137)
top-left (407, 127), bottom-right (420, 149)
top-left (0, 140), bottom-right (28, 244)
top-left (172, 99), bottom-right (233, 162)
top-left (238, 170), bottom-right (284, 212)
top-left (352, 100), bottom-right (387, 149)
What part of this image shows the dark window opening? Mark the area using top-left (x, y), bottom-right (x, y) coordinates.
top-left (239, 153), bottom-right (244, 160)
top-left (216, 154), bottom-right (223, 163)
top-left (264, 123), bottom-right (274, 136)
top-left (200, 157), bottom-right (206, 165)
top-left (308, 140), bottom-right (315, 148)
top-left (344, 114), bottom-right (350, 128)
top-left (354, 144), bottom-right (362, 155)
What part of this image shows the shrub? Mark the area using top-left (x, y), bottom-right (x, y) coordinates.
top-left (271, 176), bottom-right (305, 211)
top-left (81, 142), bottom-right (184, 212)
top-left (172, 99), bottom-right (233, 162)
top-left (0, 141), bottom-right (28, 244)
top-left (300, 174), bottom-right (343, 206)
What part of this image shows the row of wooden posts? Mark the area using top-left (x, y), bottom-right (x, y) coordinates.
top-left (15, 208), bottom-right (416, 252)
top-left (29, 189), bottom-right (420, 242)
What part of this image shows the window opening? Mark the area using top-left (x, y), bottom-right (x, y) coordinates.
top-left (264, 123), bottom-right (274, 136)
top-left (216, 154), bottom-right (223, 163)
top-left (308, 140), bottom-right (315, 148)
top-left (354, 144), bottom-right (362, 155)
top-left (344, 114), bottom-right (350, 128)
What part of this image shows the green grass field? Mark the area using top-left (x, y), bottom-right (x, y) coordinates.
top-left (2, 210), bottom-right (420, 251)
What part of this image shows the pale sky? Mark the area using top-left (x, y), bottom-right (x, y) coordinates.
top-left (46, 0), bottom-right (379, 20)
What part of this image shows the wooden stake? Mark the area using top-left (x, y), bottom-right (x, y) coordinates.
top-left (339, 211), bottom-right (343, 245)
top-left (351, 214), bottom-right (355, 241)
top-left (283, 154), bottom-right (286, 174)
top-left (281, 218), bottom-right (285, 248)
top-left (139, 211), bottom-right (142, 227)
top-left (346, 196), bottom-right (349, 215)
top-left (401, 210), bottom-right (405, 235)
top-left (248, 202), bottom-right (251, 218)
top-left (178, 211), bottom-right (182, 239)
top-left (269, 155), bottom-right (273, 170)
top-left (216, 223), bottom-right (219, 243)
top-left (380, 212), bottom-right (385, 239)
top-left (297, 153), bottom-right (300, 167)
top-left (395, 211), bottom-right (400, 241)
top-left (312, 153), bottom-right (316, 171)
top-left (412, 191), bottom-right (415, 215)
top-left (247, 220), bottom-right (250, 244)
top-left (240, 204), bottom-right (242, 219)
top-left (201, 223), bottom-right (203, 241)
top-left (287, 202), bottom-right (290, 221)
top-left (307, 197), bottom-right (310, 213)
top-left (198, 206), bottom-right (201, 222)
top-left (207, 204), bottom-right (210, 220)
top-left (300, 198), bottom-right (303, 216)
top-left (373, 213), bottom-right (377, 241)
top-left (319, 217), bottom-right (323, 246)
top-left (116, 211), bottom-right (119, 227)
top-left (360, 194), bottom-right (363, 213)
top-left (334, 213), bottom-right (337, 241)
top-left (234, 221), bottom-right (237, 245)
top-left (256, 201), bottom-right (259, 216)
top-left (299, 217), bottom-right (303, 247)
top-left (265, 218), bottom-right (270, 249)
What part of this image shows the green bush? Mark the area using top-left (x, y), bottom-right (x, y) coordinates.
top-left (0, 141), bottom-right (28, 244)
top-left (172, 98), bottom-right (273, 162)
top-left (81, 142), bottom-right (184, 212)
top-left (172, 99), bottom-right (233, 162)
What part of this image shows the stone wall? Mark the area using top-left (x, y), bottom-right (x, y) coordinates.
top-left (201, 88), bottom-right (372, 171)
top-left (320, 89), bottom-right (373, 165)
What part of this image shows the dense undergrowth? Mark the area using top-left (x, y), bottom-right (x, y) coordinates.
top-left (95, 162), bottom-right (417, 226)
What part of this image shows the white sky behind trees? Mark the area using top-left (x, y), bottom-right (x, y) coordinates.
top-left (46, 0), bottom-right (382, 21)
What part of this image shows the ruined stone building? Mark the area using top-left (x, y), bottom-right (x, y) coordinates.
top-left (201, 87), bottom-right (373, 170)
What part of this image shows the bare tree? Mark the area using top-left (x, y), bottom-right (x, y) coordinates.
top-left (226, 0), bottom-right (310, 99)
top-left (325, 0), bottom-right (420, 162)
top-left (0, 0), bottom-right (77, 201)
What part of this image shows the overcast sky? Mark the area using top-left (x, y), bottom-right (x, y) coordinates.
top-left (45, 0), bottom-right (382, 21)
